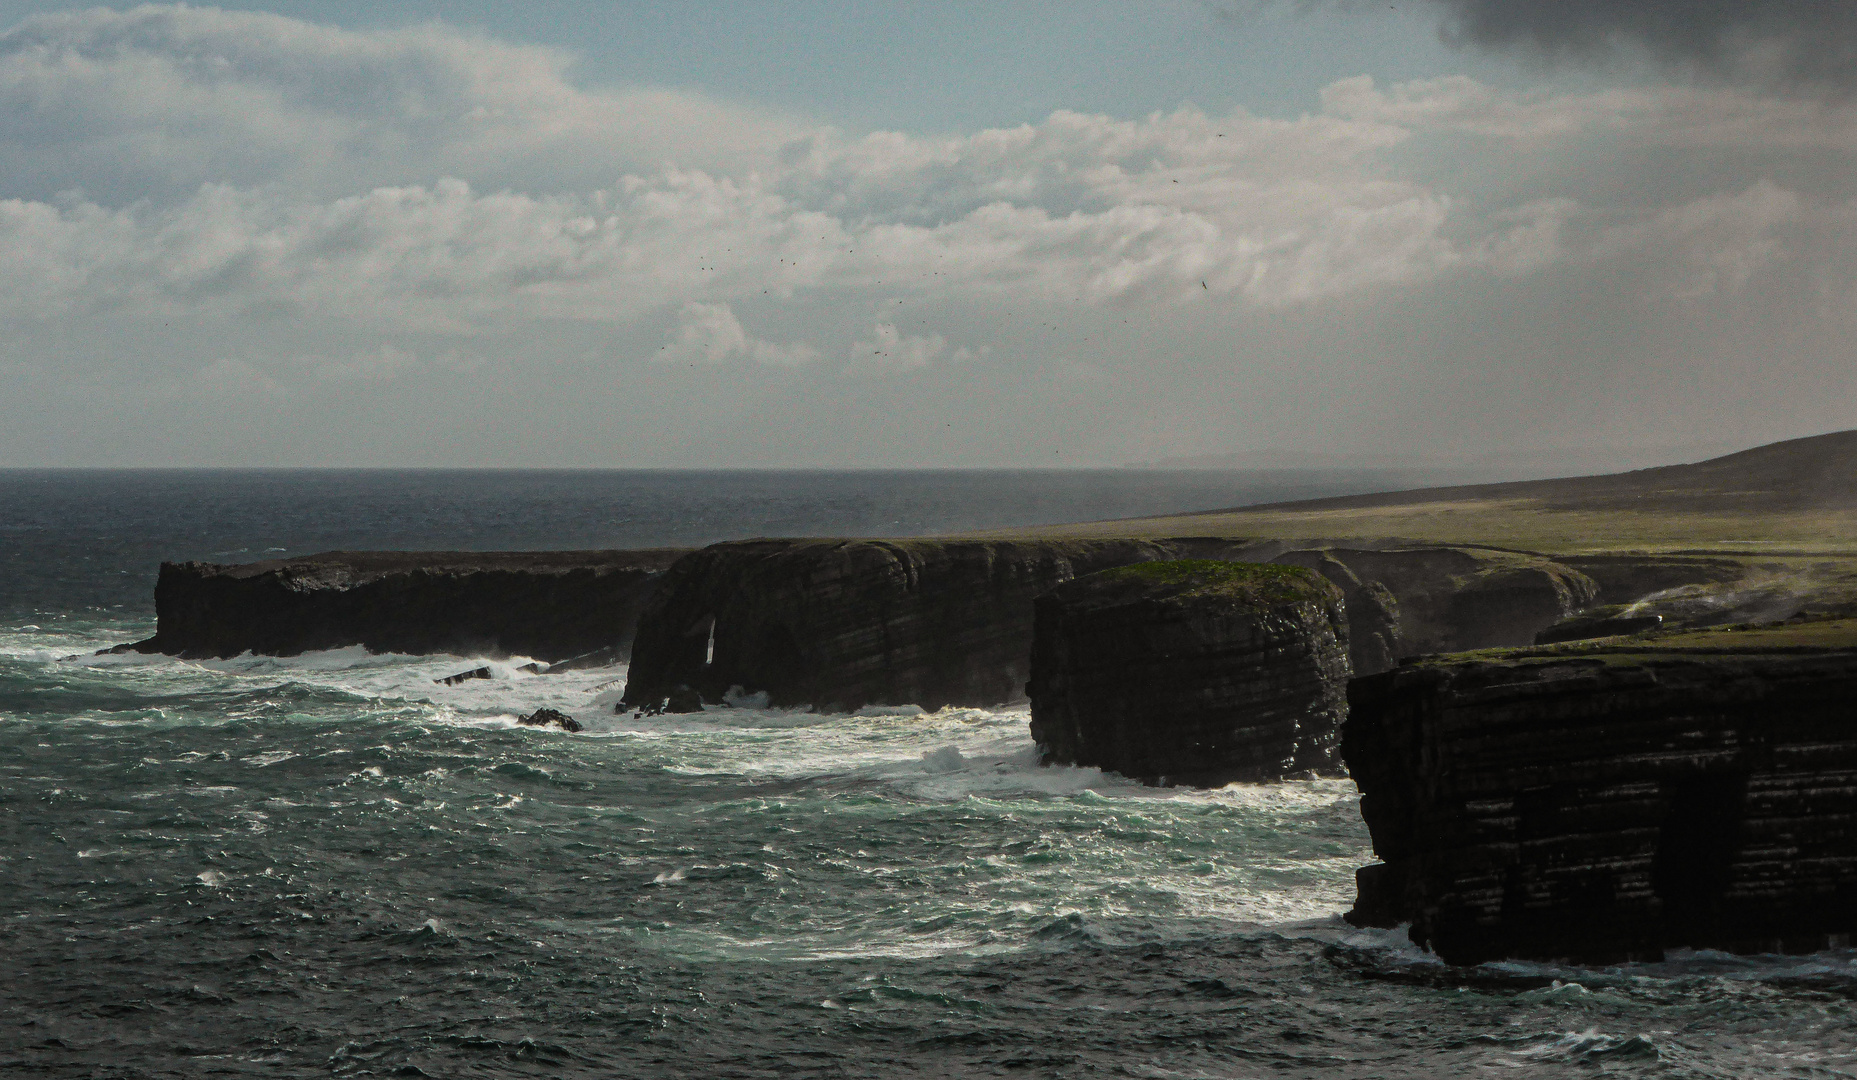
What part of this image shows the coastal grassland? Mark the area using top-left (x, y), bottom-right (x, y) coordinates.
top-left (1084, 559), bottom-right (1333, 606)
top-left (1403, 617), bottom-right (1857, 669)
top-left (983, 499), bottom-right (1857, 556)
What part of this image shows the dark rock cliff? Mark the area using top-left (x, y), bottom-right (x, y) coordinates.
top-left (623, 538), bottom-right (1613, 713)
top-left (1343, 621), bottom-right (1857, 965)
top-left (124, 550), bottom-right (688, 661)
top-left (1027, 561), bottom-right (1351, 785)
top-left (1286, 547), bottom-right (1598, 655)
top-left (1270, 550), bottom-right (1401, 675)
top-left (619, 538), bottom-right (1269, 712)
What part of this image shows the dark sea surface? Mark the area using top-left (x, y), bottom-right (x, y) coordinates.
top-left (2, 470), bottom-right (1854, 1079)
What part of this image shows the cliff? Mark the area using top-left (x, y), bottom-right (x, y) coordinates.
top-left (122, 549), bottom-right (687, 661)
top-left (619, 538), bottom-right (1271, 712)
top-left (1027, 561), bottom-right (1350, 785)
top-left (623, 539), bottom-right (1620, 713)
top-left (1275, 547), bottom-right (1598, 655)
top-left (1343, 620), bottom-right (1857, 965)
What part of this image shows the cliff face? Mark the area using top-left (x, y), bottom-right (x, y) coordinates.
top-left (1343, 623), bottom-right (1857, 965)
top-left (619, 538), bottom-right (1264, 712)
top-left (623, 538), bottom-right (1611, 713)
top-left (1269, 550), bottom-right (1401, 675)
top-left (131, 550), bottom-right (687, 661)
top-left (1297, 547), bottom-right (1598, 655)
top-left (1027, 561), bottom-right (1350, 785)
top-left (1267, 546), bottom-right (1599, 670)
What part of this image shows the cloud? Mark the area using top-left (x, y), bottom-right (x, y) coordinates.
top-left (1591, 181), bottom-right (1805, 300)
top-left (1321, 74), bottom-right (1857, 148)
top-left (1429, 1), bottom-right (1857, 91)
top-left (0, 7), bottom-right (1851, 344)
top-left (180, 356), bottom-right (286, 401)
top-left (0, 4), bottom-right (803, 202)
top-left (0, 92), bottom-right (1497, 325)
top-left (8, 4), bottom-right (1848, 336)
top-left (657, 302), bottom-right (819, 366)
top-left (846, 322), bottom-right (983, 375)
top-left (3, 4), bottom-right (1857, 471)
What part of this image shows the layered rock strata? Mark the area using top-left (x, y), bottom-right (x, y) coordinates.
top-left (1027, 561), bottom-right (1350, 785)
top-left (620, 538), bottom-right (1273, 712)
top-left (624, 538), bottom-right (1613, 713)
top-left (1269, 550), bottom-right (1401, 675)
top-left (1276, 547), bottom-right (1598, 655)
top-left (1344, 620), bottom-right (1857, 965)
top-left (122, 549), bottom-right (687, 661)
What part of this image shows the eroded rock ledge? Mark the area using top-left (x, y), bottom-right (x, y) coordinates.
top-left (120, 549), bottom-right (687, 661)
top-left (1343, 620), bottom-right (1857, 965)
top-left (620, 538), bottom-right (1639, 713)
top-left (1028, 561), bottom-right (1351, 785)
top-left (620, 538), bottom-right (1259, 712)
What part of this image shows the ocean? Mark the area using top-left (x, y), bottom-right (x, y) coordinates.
top-left (3, 469), bottom-right (1854, 1078)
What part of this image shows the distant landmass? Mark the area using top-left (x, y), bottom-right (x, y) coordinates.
top-left (1032, 429), bottom-right (1857, 554)
top-left (1126, 439), bottom-right (1745, 480)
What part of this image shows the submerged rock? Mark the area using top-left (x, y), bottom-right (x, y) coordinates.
top-left (1343, 619), bottom-right (1857, 965)
top-left (517, 708), bottom-right (582, 732)
top-left (1027, 561), bottom-right (1351, 786)
top-left (624, 684), bottom-right (706, 717)
top-left (115, 549), bottom-right (687, 662)
top-left (437, 665), bottom-right (493, 686)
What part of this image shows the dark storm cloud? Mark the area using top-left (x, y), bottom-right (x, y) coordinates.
top-left (1433, 1), bottom-right (1857, 89)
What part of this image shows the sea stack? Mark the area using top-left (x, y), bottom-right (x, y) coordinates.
top-left (1027, 560), bottom-right (1351, 786)
top-left (1343, 619), bottom-right (1857, 965)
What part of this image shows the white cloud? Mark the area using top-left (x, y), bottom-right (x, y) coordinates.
top-left (847, 323), bottom-right (982, 375)
top-left (0, 5), bottom-right (802, 201)
top-left (13, 5), bottom-right (1849, 342)
top-left (657, 302), bottom-right (819, 366)
top-left (304, 344), bottom-right (424, 382)
top-left (1321, 74), bottom-right (1857, 149)
top-left (182, 356), bottom-right (286, 400)
top-left (0, 0), bottom-right (1852, 464)
top-left (1591, 181), bottom-right (1805, 299)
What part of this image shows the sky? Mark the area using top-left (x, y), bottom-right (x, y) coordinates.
top-left (1, 0), bottom-right (1854, 468)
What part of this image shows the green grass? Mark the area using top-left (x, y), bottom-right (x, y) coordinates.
top-left (982, 501), bottom-right (1857, 556)
top-left (1086, 559), bottom-right (1331, 606)
top-left (1403, 617), bottom-right (1857, 670)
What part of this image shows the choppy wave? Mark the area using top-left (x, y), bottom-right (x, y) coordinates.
top-left (7, 620), bottom-right (1857, 1077)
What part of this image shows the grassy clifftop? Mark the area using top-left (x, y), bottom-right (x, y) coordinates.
top-left (979, 430), bottom-right (1857, 556)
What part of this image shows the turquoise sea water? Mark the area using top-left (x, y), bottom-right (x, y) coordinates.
top-left (3, 471), bottom-right (1856, 1077)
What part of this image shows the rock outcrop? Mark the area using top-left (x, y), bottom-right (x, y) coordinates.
top-left (1534, 608), bottom-right (1663, 645)
top-left (1555, 554), bottom-right (1745, 605)
top-left (1276, 547), bottom-right (1598, 656)
top-left (1027, 561), bottom-right (1350, 785)
top-left (517, 708), bottom-right (582, 732)
top-left (120, 549), bottom-right (687, 661)
top-left (1270, 550), bottom-right (1401, 675)
top-left (622, 538), bottom-right (1616, 713)
top-left (620, 538), bottom-right (1271, 712)
top-left (1343, 619), bottom-right (1857, 965)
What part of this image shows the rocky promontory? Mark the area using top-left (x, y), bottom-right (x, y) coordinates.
top-left (620, 538), bottom-right (1256, 712)
top-left (1344, 619), bottom-right (1857, 964)
top-left (1027, 561), bottom-right (1351, 785)
top-left (120, 549), bottom-right (687, 661)
top-left (620, 537), bottom-right (1673, 713)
